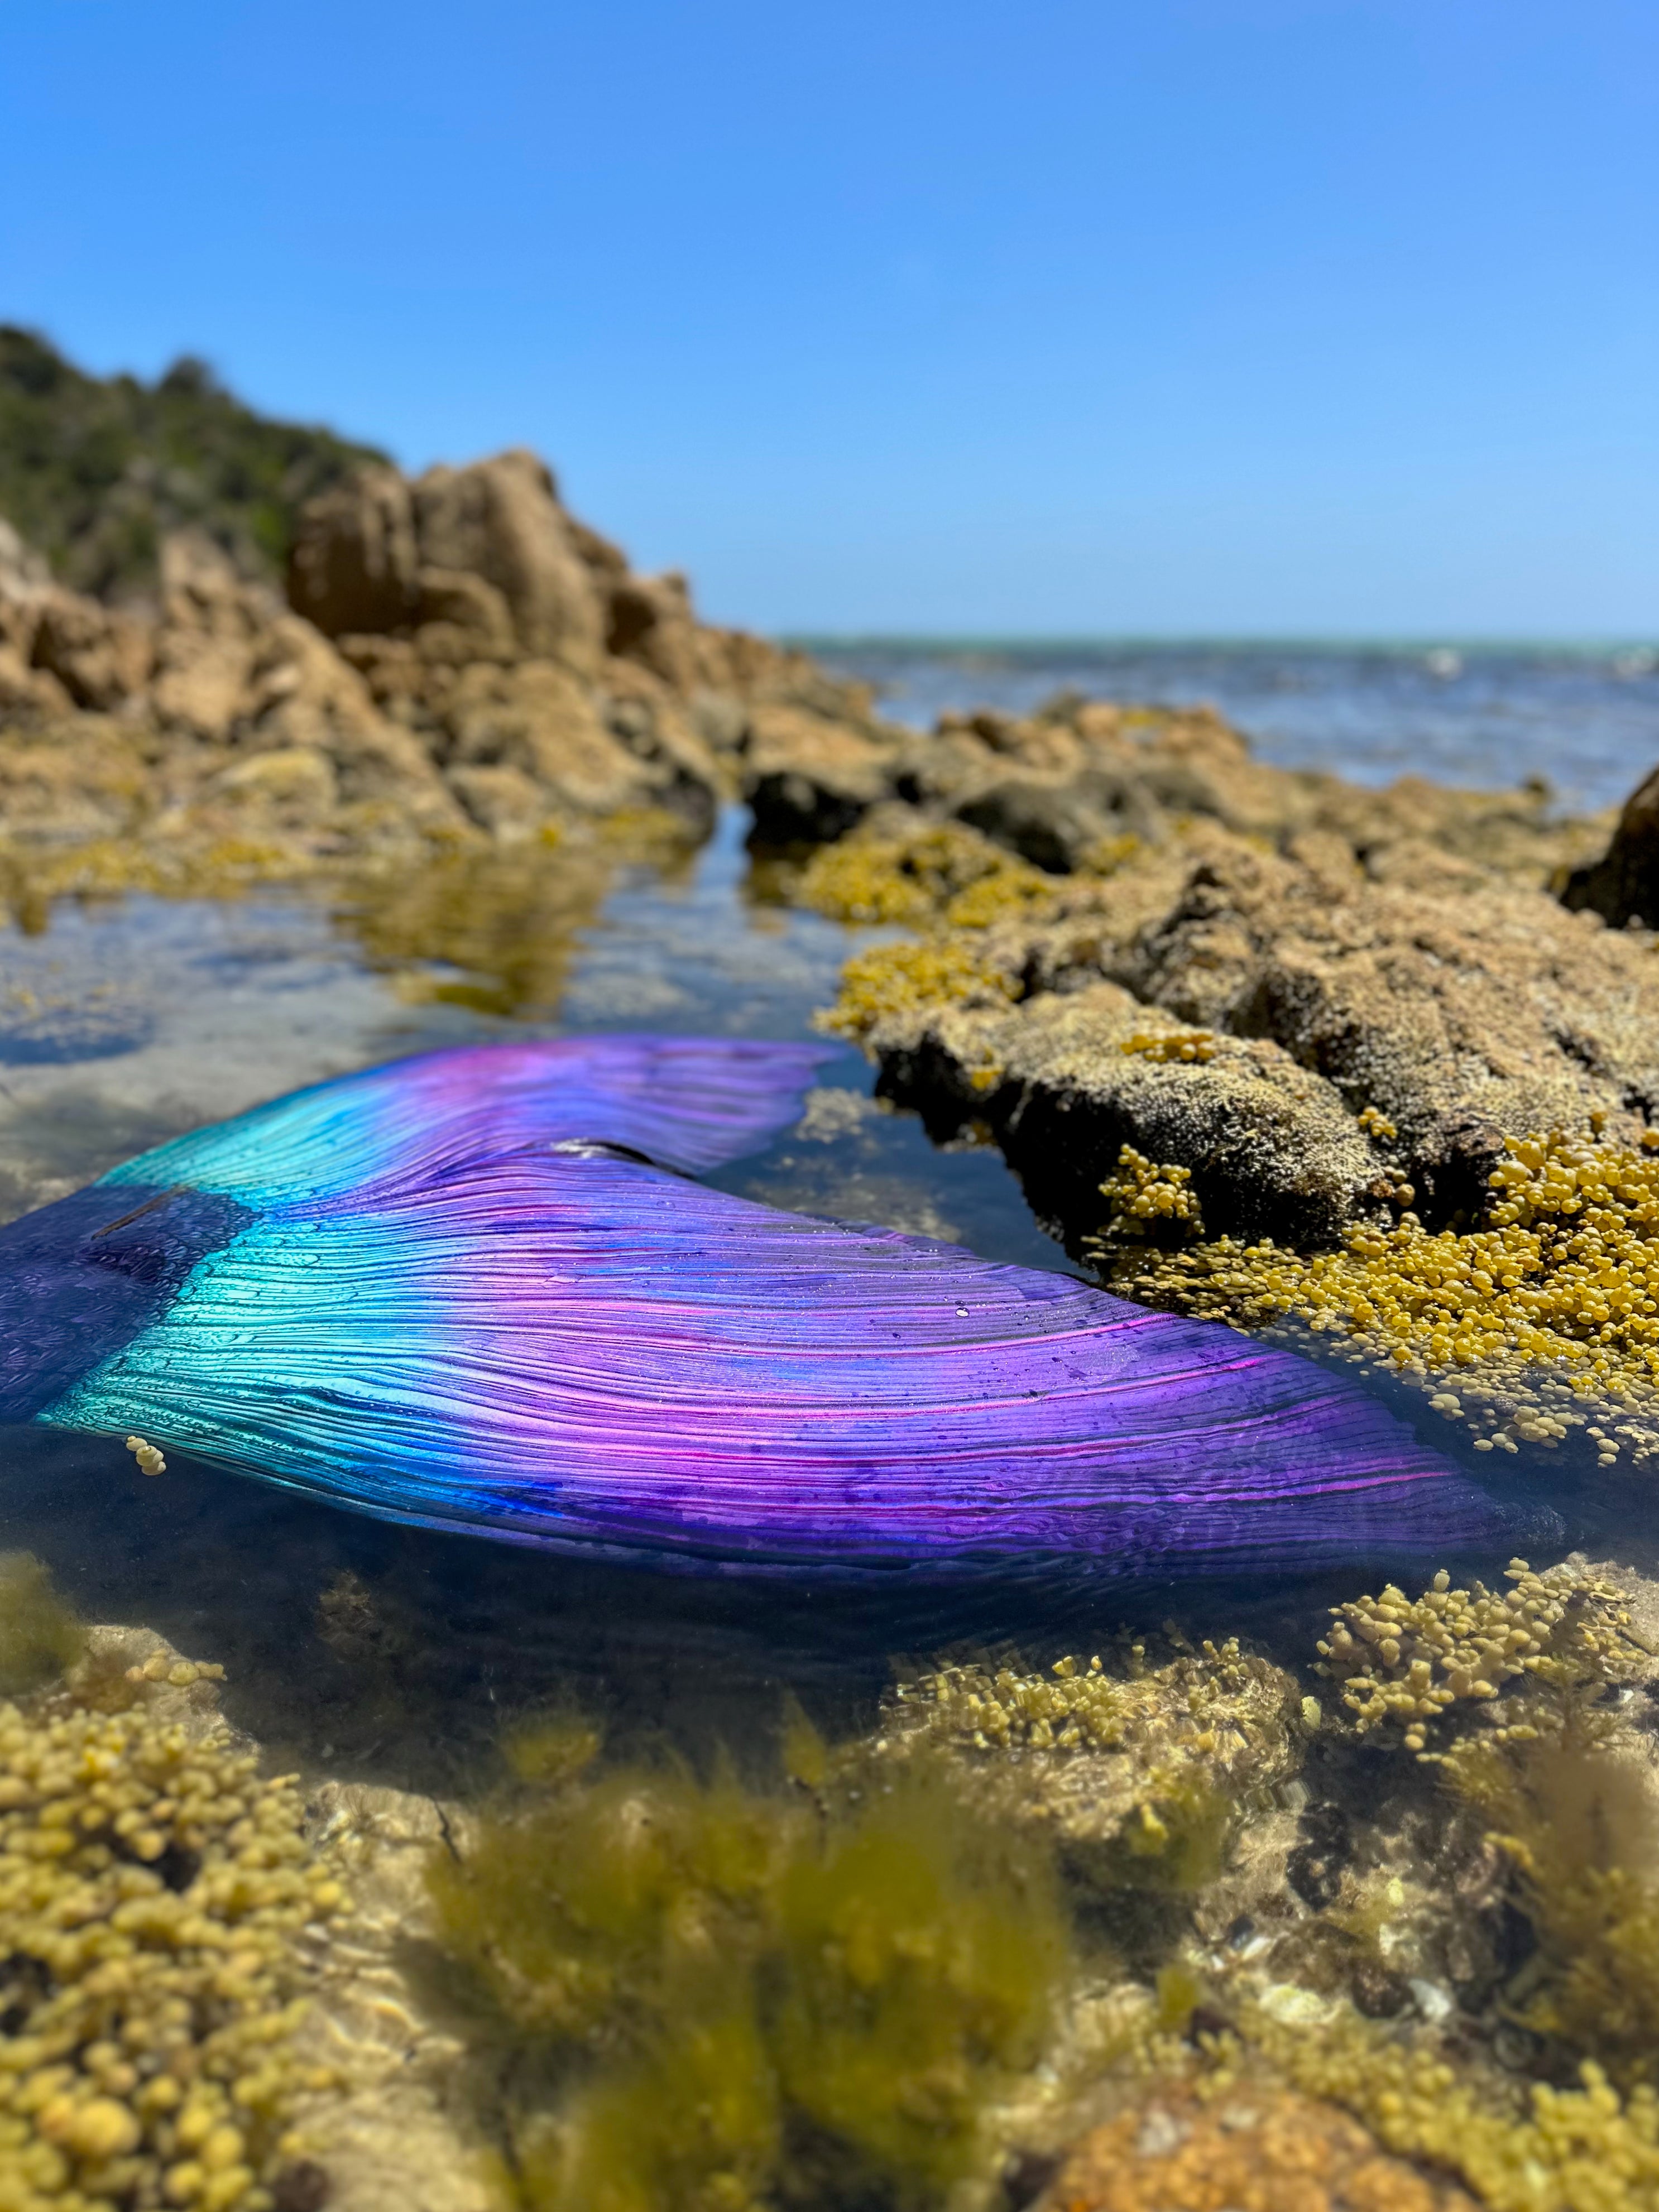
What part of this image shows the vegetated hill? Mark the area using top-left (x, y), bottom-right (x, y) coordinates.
top-left (0, 325), bottom-right (389, 602)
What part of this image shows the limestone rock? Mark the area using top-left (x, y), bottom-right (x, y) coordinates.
top-left (743, 702), bottom-right (899, 845)
top-left (28, 591), bottom-right (152, 709)
top-left (860, 827), bottom-right (1659, 1246)
top-left (442, 658), bottom-right (663, 822)
top-left (413, 565), bottom-right (516, 662)
top-left (1106, 841), bottom-right (1659, 1221)
top-left (875, 982), bottom-right (1379, 1246)
top-left (411, 448), bottom-right (605, 675)
top-left (286, 464), bottom-right (421, 637)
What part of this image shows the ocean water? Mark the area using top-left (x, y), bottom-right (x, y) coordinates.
top-left (803, 639), bottom-right (1659, 815)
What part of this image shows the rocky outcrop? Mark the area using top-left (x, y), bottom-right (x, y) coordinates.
top-left (742, 700), bottom-right (902, 844)
top-left (842, 820), bottom-right (1659, 1247)
top-left (0, 448), bottom-right (892, 885)
top-left (885, 699), bottom-right (1607, 886)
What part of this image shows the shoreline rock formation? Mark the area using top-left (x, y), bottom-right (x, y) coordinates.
top-left (0, 449), bottom-right (899, 898)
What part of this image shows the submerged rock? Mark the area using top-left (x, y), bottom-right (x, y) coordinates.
top-left (857, 1639), bottom-right (1305, 1892)
top-left (1039, 2079), bottom-right (1477, 2212)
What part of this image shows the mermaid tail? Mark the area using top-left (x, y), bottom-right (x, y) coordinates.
top-left (0, 1036), bottom-right (1506, 1573)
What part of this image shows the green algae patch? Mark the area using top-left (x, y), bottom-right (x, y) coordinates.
top-left (0, 1552), bottom-right (87, 1697)
top-left (771, 1768), bottom-right (1065, 2197)
top-left (425, 1739), bottom-right (1071, 2210)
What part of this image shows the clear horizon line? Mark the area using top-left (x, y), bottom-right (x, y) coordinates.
top-left (777, 630), bottom-right (1659, 656)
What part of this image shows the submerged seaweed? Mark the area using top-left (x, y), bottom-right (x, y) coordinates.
top-left (424, 1725), bottom-right (1070, 2210)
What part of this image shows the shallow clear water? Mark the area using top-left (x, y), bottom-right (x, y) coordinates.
top-left (0, 813), bottom-right (1120, 1793)
top-left (7, 667), bottom-right (1659, 2205)
top-left (805, 640), bottom-right (1659, 814)
top-left (5, 795), bottom-right (1656, 1816)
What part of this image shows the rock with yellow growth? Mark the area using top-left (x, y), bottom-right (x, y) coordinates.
top-left (816, 935), bottom-right (1015, 1043)
top-left (797, 817), bottom-right (1055, 929)
top-left (1120, 1029), bottom-right (1216, 1064)
top-left (1113, 1124), bottom-right (1659, 1467)
top-left (1039, 2078), bottom-right (1476, 2212)
top-left (1255, 2005), bottom-right (1659, 2212)
top-left (1316, 1560), bottom-right (1648, 1755)
top-left (862, 1640), bottom-right (1302, 1890)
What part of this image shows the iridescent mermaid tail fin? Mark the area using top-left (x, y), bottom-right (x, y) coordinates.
top-left (95, 1034), bottom-right (837, 1203)
top-left (0, 1035), bottom-right (1512, 1576)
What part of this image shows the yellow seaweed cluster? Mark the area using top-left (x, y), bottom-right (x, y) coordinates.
top-left (815, 936), bottom-right (1015, 1043)
top-left (428, 1733), bottom-right (1068, 2212)
top-left (1256, 2011), bottom-right (1659, 2212)
top-left (0, 1687), bottom-right (346, 2211)
top-left (797, 822), bottom-right (1053, 930)
top-left (1109, 1126), bottom-right (1659, 1464)
top-left (1316, 1560), bottom-right (1647, 1755)
top-left (1094, 1145), bottom-right (1205, 1242)
top-left (1119, 1030), bottom-right (1217, 1065)
top-left (869, 1641), bottom-right (1300, 1889)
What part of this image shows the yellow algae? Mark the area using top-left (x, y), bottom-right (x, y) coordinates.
top-left (816, 937), bottom-right (1016, 1043)
top-left (1109, 1125), bottom-right (1659, 1463)
top-left (1254, 2009), bottom-right (1659, 2212)
top-left (1075, 829), bottom-right (1144, 877)
top-left (1119, 1029), bottom-right (1217, 1064)
top-left (1093, 1144), bottom-right (1206, 1242)
top-left (0, 1683), bottom-right (347, 2211)
top-left (1315, 1560), bottom-right (1646, 1755)
top-left (797, 821), bottom-right (1053, 930)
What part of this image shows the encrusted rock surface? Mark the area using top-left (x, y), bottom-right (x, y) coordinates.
top-left (1038, 2080), bottom-right (1478, 2212)
top-left (830, 814), bottom-right (1659, 1247)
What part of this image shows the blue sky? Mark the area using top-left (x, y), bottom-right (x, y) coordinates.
top-left (1, 1), bottom-right (1655, 636)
